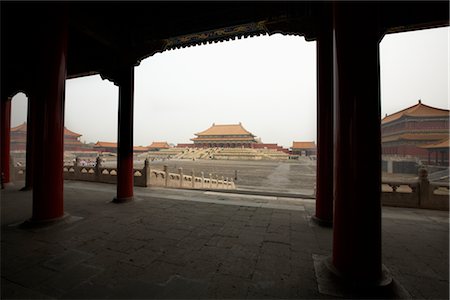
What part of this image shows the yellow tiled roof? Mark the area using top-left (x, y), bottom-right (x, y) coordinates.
top-left (12, 122), bottom-right (82, 137)
top-left (95, 141), bottom-right (117, 148)
top-left (292, 141), bottom-right (316, 149)
top-left (195, 123), bottom-right (254, 136)
top-left (382, 100), bottom-right (449, 124)
top-left (148, 141), bottom-right (170, 148)
top-left (64, 127), bottom-right (82, 137)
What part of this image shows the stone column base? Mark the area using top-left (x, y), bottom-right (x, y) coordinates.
top-left (112, 196), bottom-right (133, 203)
top-left (312, 254), bottom-right (410, 298)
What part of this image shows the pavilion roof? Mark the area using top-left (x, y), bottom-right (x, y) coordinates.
top-left (195, 123), bottom-right (255, 137)
top-left (420, 138), bottom-right (449, 149)
top-left (382, 133), bottom-right (449, 143)
top-left (148, 141), bottom-right (170, 148)
top-left (381, 100), bottom-right (449, 124)
top-left (11, 122), bottom-right (82, 137)
top-left (292, 141), bottom-right (316, 149)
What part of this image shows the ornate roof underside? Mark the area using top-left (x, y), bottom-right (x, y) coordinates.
top-left (2, 2), bottom-right (448, 97)
top-left (164, 21), bottom-right (269, 50)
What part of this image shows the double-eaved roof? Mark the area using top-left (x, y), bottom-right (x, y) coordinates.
top-left (194, 123), bottom-right (255, 137)
top-left (382, 100), bottom-right (449, 124)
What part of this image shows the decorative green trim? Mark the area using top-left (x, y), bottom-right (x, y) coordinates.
top-left (164, 21), bottom-right (268, 50)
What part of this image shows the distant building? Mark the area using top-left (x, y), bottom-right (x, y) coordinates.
top-left (94, 141), bottom-right (148, 153)
top-left (147, 141), bottom-right (170, 151)
top-left (292, 141), bottom-right (316, 156)
top-left (191, 123), bottom-right (257, 148)
top-left (10, 122), bottom-right (90, 152)
top-left (381, 100), bottom-right (449, 161)
top-left (251, 143), bottom-right (290, 154)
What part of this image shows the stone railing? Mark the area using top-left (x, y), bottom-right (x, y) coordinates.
top-left (11, 158), bottom-right (235, 190)
top-left (382, 168), bottom-right (449, 211)
top-left (150, 166), bottom-right (234, 189)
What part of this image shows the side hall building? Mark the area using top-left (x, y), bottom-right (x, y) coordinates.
top-left (10, 122), bottom-right (90, 152)
top-left (381, 100), bottom-right (449, 161)
top-left (191, 123), bottom-right (257, 148)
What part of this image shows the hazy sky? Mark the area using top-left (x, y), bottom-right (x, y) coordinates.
top-left (11, 27), bottom-right (449, 148)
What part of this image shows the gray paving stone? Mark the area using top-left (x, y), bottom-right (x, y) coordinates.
top-left (1, 182), bottom-right (448, 299)
top-left (6, 264), bottom-right (58, 289)
top-left (38, 263), bottom-right (103, 297)
top-left (1, 277), bottom-right (53, 299)
top-left (208, 273), bottom-right (253, 298)
top-left (41, 249), bottom-right (93, 272)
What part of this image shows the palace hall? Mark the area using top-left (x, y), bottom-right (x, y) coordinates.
top-left (191, 123), bottom-right (257, 148)
top-left (381, 100), bottom-right (449, 161)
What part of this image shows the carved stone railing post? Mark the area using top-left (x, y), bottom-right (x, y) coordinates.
top-left (225, 177), bottom-right (229, 189)
top-left (178, 167), bottom-right (183, 188)
top-left (191, 170), bottom-right (195, 188)
top-left (164, 165), bottom-right (169, 187)
top-left (201, 171), bottom-right (204, 188)
top-left (216, 175), bottom-right (219, 188)
top-left (95, 156), bottom-right (101, 181)
top-left (209, 173), bottom-right (213, 188)
top-left (75, 156), bottom-right (80, 167)
top-left (418, 167), bottom-right (429, 207)
top-left (221, 176), bottom-right (224, 189)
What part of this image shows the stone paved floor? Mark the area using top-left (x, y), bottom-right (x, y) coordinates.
top-left (1, 181), bottom-right (448, 299)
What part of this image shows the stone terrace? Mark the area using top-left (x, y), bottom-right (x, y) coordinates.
top-left (1, 181), bottom-right (448, 299)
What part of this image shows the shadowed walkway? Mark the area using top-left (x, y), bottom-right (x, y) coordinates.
top-left (1, 181), bottom-right (448, 299)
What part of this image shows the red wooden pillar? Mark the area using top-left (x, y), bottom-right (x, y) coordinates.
top-left (313, 3), bottom-right (333, 226)
top-left (113, 66), bottom-right (135, 203)
top-left (21, 97), bottom-right (35, 190)
top-left (1, 98), bottom-right (12, 185)
top-left (332, 2), bottom-right (385, 284)
top-left (31, 4), bottom-right (67, 221)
